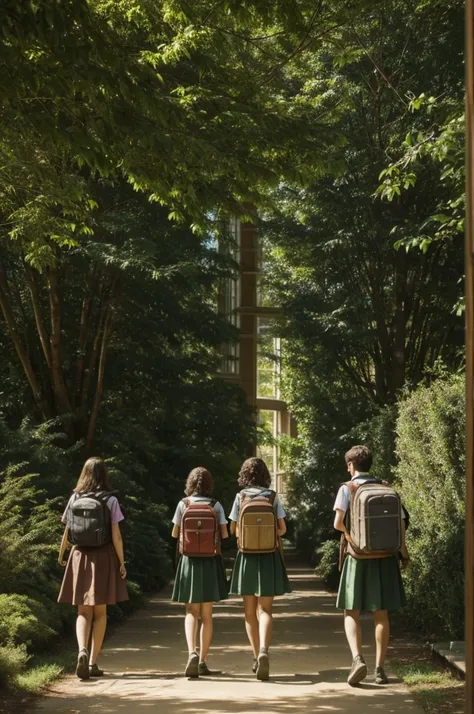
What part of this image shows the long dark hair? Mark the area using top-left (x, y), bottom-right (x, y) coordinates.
top-left (238, 457), bottom-right (271, 489)
top-left (74, 457), bottom-right (111, 493)
top-left (185, 467), bottom-right (213, 497)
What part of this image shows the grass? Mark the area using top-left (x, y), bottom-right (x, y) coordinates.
top-left (391, 660), bottom-right (465, 714)
top-left (13, 646), bottom-right (76, 694)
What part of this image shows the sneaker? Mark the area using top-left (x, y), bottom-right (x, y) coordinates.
top-left (89, 663), bottom-right (104, 677)
top-left (256, 651), bottom-right (270, 681)
top-left (185, 652), bottom-right (199, 678)
top-left (347, 654), bottom-right (367, 686)
top-left (198, 662), bottom-right (211, 676)
top-left (375, 666), bottom-right (388, 685)
top-left (252, 657), bottom-right (258, 674)
top-left (75, 648), bottom-right (90, 680)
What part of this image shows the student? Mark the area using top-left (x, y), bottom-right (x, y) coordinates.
top-left (333, 445), bottom-right (409, 686)
top-left (229, 457), bottom-right (291, 681)
top-left (171, 467), bottom-right (229, 678)
top-left (58, 457), bottom-right (128, 680)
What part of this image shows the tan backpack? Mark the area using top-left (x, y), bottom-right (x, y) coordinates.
top-left (238, 489), bottom-right (277, 554)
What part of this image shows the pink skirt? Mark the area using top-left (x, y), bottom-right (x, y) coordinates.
top-left (58, 543), bottom-right (129, 606)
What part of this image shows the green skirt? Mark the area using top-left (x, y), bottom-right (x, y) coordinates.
top-left (336, 555), bottom-right (406, 612)
top-left (171, 555), bottom-right (228, 603)
top-left (230, 550), bottom-right (292, 597)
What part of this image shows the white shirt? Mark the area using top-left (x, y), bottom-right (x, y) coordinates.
top-left (172, 495), bottom-right (227, 527)
top-left (229, 488), bottom-right (286, 522)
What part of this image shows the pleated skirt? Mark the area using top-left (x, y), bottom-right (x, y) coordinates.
top-left (229, 550), bottom-right (292, 597)
top-left (58, 543), bottom-right (129, 606)
top-left (171, 555), bottom-right (229, 603)
top-left (336, 555), bottom-right (406, 611)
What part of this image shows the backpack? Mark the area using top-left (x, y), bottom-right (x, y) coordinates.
top-left (238, 489), bottom-right (277, 554)
top-left (345, 479), bottom-right (402, 558)
top-left (179, 498), bottom-right (220, 557)
top-left (67, 491), bottom-right (115, 548)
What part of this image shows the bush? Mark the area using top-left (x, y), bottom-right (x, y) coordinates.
top-left (0, 595), bottom-right (57, 647)
top-left (0, 645), bottom-right (29, 687)
top-left (315, 539), bottom-right (340, 591)
top-left (395, 373), bottom-right (465, 638)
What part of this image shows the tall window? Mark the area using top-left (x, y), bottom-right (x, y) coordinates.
top-left (257, 317), bottom-right (281, 399)
top-left (218, 217), bottom-right (240, 374)
top-left (257, 409), bottom-right (280, 489)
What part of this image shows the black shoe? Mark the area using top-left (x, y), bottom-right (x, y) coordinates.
top-left (185, 652), bottom-right (199, 678)
top-left (198, 662), bottom-right (211, 676)
top-left (347, 654), bottom-right (367, 686)
top-left (252, 657), bottom-right (258, 674)
top-left (375, 666), bottom-right (388, 685)
top-left (256, 651), bottom-right (269, 681)
top-left (76, 648), bottom-right (90, 680)
top-left (89, 663), bottom-right (104, 677)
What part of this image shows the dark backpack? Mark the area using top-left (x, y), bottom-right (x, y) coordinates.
top-left (67, 491), bottom-right (116, 548)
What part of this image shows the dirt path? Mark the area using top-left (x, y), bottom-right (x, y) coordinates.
top-left (37, 560), bottom-right (423, 713)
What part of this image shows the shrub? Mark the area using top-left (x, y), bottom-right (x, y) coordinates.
top-left (0, 595), bottom-right (57, 647)
top-left (315, 539), bottom-right (340, 591)
top-left (0, 645), bottom-right (29, 687)
top-left (395, 373), bottom-right (465, 638)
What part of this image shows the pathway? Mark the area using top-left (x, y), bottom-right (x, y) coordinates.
top-left (37, 560), bottom-right (423, 713)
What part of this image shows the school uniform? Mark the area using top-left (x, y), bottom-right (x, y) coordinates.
top-left (58, 494), bottom-right (129, 606)
top-left (171, 496), bottom-right (228, 604)
top-left (334, 473), bottom-right (406, 611)
top-left (228, 488), bottom-right (292, 597)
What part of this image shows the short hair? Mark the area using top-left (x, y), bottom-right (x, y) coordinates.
top-left (344, 445), bottom-right (373, 472)
top-left (74, 457), bottom-right (111, 493)
top-left (185, 467), bottom-right (213, 497)
top-left (238, 457), bottom-right (271, 489)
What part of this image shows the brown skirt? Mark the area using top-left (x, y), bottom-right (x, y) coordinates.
top-left (58, 543), bottom-right (129, 606)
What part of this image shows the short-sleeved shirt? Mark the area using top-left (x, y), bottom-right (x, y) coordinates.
top-left (172, 496), bottom-right (227, 527)
top-left (61, 494), bottom-right (125, 525)
top-left (333, 473), bottom-right (407, 520)
top-left (229, 488), bottom-right (286, 522)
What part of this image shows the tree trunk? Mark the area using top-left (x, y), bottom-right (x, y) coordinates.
top-left (391, 249), bottom-right (407, 396)
top-left (0, 262), bottom-right (50, 418)
top-left (48, 267), bottom-right (72, 415)
top-left (72, 277), bottom-right (93, 408)
top-left (86, 309), bottom-right (113, 451)
top-left (26, 264), bottom-right (51, 370)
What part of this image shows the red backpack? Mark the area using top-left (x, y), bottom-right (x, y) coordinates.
top-left (179, 498), bottom-right (220, 557)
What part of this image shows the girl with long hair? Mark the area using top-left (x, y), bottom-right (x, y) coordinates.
top-left (58, 457), bottom-right (128, 680)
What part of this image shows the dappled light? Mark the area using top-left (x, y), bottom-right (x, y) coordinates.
top-left (37, 561), bottom-right (422, 713)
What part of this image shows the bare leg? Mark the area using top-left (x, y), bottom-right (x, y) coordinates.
top-left (76, 606), bottom-right (93, 652)
top-left (90, 605), bottom-right (107, 665)
top-left (257, 597), bottom-right (274, 650)
top-left (243, 595), bottom-right (259, 657)
top-left (344, 609), bottom-right (362, 658)
top-left (194, 616), bottom-right (200, 653)
top-left (374, 610), bottom-right (390, 667)
top-left (185, 604), bottom-right (201, 655)
top-left (199, 603), bottom-right (213, 663)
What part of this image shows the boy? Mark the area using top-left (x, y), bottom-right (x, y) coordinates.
top-left (333, 445), bottom-right (409, 686)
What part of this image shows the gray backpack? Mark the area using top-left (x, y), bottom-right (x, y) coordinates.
top-left (67, 491), bottom-right (115, 547)
top-left (345, 479), bottom-right (401, 557)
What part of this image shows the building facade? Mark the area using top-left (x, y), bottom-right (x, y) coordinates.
top-left (218, 216), bottom-right (295, 499)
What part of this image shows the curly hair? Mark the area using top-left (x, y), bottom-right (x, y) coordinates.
top-left (185, 467), bottom-right (214, 497)
top-left (237, 457), bottom-right (271, 489)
